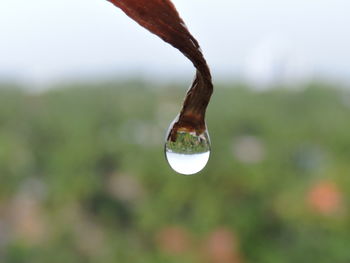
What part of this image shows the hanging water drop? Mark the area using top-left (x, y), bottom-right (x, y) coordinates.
top-left (110, 0), bottom-right (214, 175)
top-left (165, 116), bottom-right (211, 175)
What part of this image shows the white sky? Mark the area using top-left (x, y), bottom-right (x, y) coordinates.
top-left (0, 0), bottom-right (349, 84)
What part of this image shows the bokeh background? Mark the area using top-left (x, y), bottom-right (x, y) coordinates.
top-left (1, 0), bottom-right (350, 262)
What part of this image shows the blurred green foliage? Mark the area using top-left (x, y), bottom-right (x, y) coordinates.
top-left (0, 80), bottom-right (350, 263)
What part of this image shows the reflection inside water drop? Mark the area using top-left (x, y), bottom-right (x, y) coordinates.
top-left (165, 121), bottom-right (211, 175)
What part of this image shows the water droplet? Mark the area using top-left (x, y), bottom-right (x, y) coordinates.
top-left (164, 117), bottom-right (211, 175)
